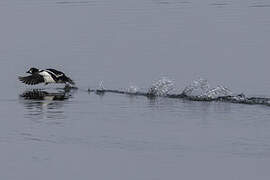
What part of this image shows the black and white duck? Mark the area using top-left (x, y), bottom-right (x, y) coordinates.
top-left (19, 67), bottom-right (75, 85)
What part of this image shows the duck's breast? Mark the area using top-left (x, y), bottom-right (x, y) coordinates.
top-left (39, 71), bottom-right (56, 83)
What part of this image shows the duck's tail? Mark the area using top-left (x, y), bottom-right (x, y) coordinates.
top-left (63, 76), bottom-right (75, 85)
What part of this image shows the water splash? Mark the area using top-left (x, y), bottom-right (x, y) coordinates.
top-left (147, 77), bottom-right (175, 96)
top-left (182, 78), bottom-right (210, 96)
top-left (86, 77), bottom-right (270, 106)
top-left (127, 85), bottom-right (139, 94)
top-left (98, 81), bottom-right (104, 90)
top-left (182, 78), bottom-right (232, 98)
top-left (205, 85), bottom-right (232, 98)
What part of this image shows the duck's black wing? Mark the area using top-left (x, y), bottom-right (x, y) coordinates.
top-left (18, 74), bottom-right (44, 85)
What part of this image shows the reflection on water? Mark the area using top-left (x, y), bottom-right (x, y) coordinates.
top-left (19, 88), bottom-right (77, 121)
top-left (55, 0), bottom-right (97, 7)
top-left (225, 137), bottom-right (270, 158)
top-left (21, 89), bottom-right (69, 101)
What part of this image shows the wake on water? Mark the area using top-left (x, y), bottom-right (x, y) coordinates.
top-left (88, 77), bottom-right (270, 106)
top-left (20, 77), bottom-right (270, 106)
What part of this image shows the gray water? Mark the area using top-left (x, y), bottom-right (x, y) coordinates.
top-left (1, 0), bottom-right (270, 179)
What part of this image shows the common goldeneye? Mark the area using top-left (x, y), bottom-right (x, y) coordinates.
top-left (19, 67), bottom-right (75, 85)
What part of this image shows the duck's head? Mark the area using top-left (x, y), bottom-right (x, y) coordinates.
top-left (26, 67), bottom-right (39, 74)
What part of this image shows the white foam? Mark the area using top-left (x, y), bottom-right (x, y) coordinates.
top-left (183, 78), bottom-right (232, 98)
top-left (148, 77), bottom-right (175, 96)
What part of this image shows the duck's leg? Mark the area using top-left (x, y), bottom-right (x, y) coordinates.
top-left (64, 83), bottom-right (72, 92)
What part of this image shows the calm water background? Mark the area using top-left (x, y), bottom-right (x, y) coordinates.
top-left (1, 0), bottom-right (270, 179)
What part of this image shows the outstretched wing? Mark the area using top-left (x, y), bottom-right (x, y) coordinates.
top-left (18, 74), bottom-right (44, 85)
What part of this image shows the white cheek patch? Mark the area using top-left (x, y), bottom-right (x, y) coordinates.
top-left (39, 71), bottom-right (56, 83)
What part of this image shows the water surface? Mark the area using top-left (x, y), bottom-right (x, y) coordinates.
top-left (0, 0), bottom-right (270, 179)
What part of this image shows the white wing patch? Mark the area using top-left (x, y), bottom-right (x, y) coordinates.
top-left (45, 70), bottom-right (63, 78)
top-left (39, 71), bottom-right (56, 83)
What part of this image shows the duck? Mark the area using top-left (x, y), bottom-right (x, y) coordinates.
top-left (18, 67), bottom-right (75, 85)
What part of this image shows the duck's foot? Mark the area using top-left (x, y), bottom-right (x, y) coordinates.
top-left (64, 84), bottom-right (78, 92)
